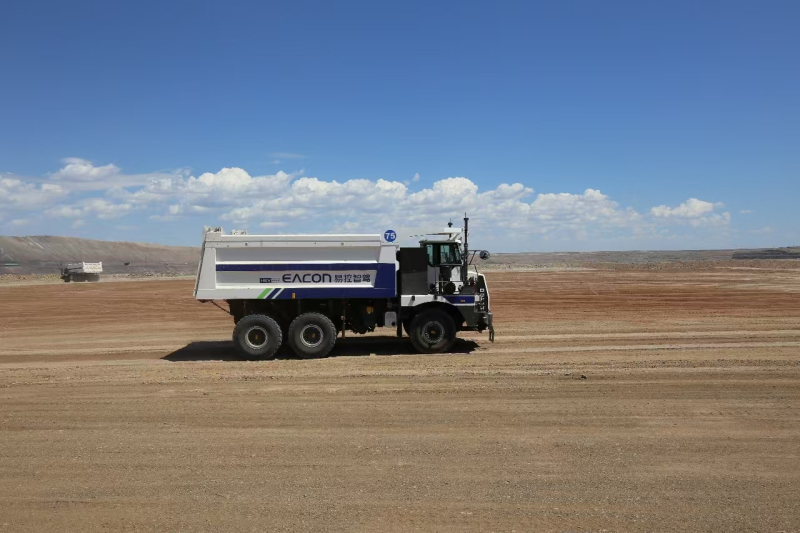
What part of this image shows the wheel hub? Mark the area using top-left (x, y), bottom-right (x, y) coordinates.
top-left (421, 321), bottom-right (444, 344)
top-left (245, 326), bottom-right (268, 349)
top-left (300, 324), bottom-right (324, 348)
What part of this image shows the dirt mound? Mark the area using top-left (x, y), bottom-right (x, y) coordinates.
top-left (0, 235), bottom-right (199, 275)
top-left (733, 247), bottom-right (800, 259)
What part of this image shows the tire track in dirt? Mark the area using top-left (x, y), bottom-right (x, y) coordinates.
top-left (466, 329), bottom-right (800, 341)
top-left (1, 268), bottom-right (799, 530)
top-left (482, 340), bottom-right (800, 354)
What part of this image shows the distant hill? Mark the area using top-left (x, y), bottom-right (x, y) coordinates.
top-left (1, 235), bottom-right (797, 276)
top-left (731, 247), bottom-right (800, 260)
top-left (483, 249), bottom-right (739, 265)
top-left (482, 247), bottom-right (800, 267)
top-left (0, 236), bottom-right (200, 275)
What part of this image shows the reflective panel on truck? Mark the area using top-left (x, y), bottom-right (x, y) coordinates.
top-left (215, 262), bottom-right (396, 299)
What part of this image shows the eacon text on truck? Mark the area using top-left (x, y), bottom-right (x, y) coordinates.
top-left (193, 217), bottom-right (494, 359)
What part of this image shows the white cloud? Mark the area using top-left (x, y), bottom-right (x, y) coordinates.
top-left (46, 157), bottom-right (186, 191)
top-left (46, 206), bottom-right (84, 218)
top-left (740, 209), bottom-right (752, 214)
top-left (650, 198), bottom-right (721, 218)
top-left (124, 168), bottom-right (297, 211)
top-left (46, 198), bottom-right (132, 220)
top-left (1, 158), bottom-right (736, 247)
top-left (0, 178), bottom-right (67, 210)
top-left (51, 157), bottom-right (120, 182)
top-left (649, 198), bottom-right (730, 228)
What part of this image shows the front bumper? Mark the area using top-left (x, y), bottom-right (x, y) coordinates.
top-left (477, 311), bottom-right (494, 342)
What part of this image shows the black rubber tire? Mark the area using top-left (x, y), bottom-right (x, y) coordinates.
top-left (232, 314), bottom-right (283, 360)
top-left (408, 309), bottom-right (457, 354)
top-left (287, 312), bottom-right (337, 359)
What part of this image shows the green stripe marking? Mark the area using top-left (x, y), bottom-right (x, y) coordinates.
top-left (257, 288), bottom-right (273, 299)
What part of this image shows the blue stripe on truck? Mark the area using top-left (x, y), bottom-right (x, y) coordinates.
top-left (443, 295), bottom-right (475, 304)
top-left (218, 263), bottom-right (397, 298)
top-left (272, 287), bottom-right (397, 299)
top-left (217, 263), bottom-right (382, 271)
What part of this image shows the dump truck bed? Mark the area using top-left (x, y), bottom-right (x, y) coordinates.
top-left (194, 232), bottom-right (398, 301)
top-left (63, 262), bottom-right (103, 274)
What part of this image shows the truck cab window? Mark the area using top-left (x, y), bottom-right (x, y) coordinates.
top-left (426, 243), bottom-right (462, 266)
top-left (439, 244), bottom-right (461, 265)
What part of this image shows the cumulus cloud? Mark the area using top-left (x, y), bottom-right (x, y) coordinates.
top-left (0, 178), bottom-right (67, 210)
top-left (46, 198), bottom-right (132, 220)
top-left (1, 158), bottom-right (735, 246)
top-left (125, 168), bottom-right (297, 210)
top-left (46, 157), bottom-right (186, 191)
top-left (51, 157), bottom-right (120, 182)
top-left (650, 198), bottom-right (730, 228)
top-left (650, 198), bottom-right (721, 218)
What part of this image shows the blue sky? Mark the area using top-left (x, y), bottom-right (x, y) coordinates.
top-left (1, 0), bottom-right (797, 251)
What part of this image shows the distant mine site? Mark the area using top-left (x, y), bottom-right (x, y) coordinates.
top-left (1, 235), bottom-right (799, 280)
top-left (0, 235), bottom-right (199, 277)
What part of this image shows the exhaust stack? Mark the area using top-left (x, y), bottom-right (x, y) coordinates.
top-left (462, 214), bottom-right (469, 284)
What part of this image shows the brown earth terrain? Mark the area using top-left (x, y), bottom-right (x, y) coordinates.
top-left (1, 266), bottom-right (800, 531)
top-left (2, 234), bottom-right (799, 277)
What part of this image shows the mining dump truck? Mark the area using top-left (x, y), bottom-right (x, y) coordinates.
top-left (194, 217), bottom-right (494, 359)
top-left (61, 262), bottom-right (102, 282)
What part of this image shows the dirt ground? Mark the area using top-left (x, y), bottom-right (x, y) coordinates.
top-left (1, 267), bottom-right (799, 531)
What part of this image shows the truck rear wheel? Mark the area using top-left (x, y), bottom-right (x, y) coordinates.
top-left (287, 313), bottom-right (337, 359)
top-left (232, 314), bottom-right (283, 360)
top-left (409, 309), bottom-right (457, 354)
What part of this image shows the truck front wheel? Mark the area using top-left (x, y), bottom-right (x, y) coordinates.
top-left (409, 309), bottom-right (457, 354)
top-left (287, 313), bottom-right (337, 359)
top-left (232, 314), bottom-right (283, 360)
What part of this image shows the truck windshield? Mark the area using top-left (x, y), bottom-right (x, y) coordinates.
top-left (426, 243), bottom-right (462, 266)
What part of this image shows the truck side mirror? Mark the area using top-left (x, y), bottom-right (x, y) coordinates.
top-left (479, 250), bottom-right (490, 260)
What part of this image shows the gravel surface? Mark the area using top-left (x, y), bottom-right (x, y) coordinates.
top-left (1, 268), bottom-right (799, 531)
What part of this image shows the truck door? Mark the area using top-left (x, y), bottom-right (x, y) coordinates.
top-left (425, 243), bottom-right (462, 291)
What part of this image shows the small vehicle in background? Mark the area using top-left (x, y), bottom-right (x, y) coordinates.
top-left (61, 262), bottom-right (103, 282)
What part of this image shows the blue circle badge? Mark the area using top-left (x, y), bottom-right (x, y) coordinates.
top-left (384, 230), bottom-right (397, 242)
